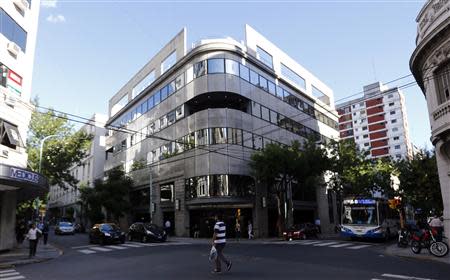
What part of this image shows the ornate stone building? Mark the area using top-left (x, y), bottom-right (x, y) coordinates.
top-left (410, 0), bottom-right (450, 238)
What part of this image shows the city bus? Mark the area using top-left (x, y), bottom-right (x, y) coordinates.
top-left (340, 198), bottom-right (399, 240)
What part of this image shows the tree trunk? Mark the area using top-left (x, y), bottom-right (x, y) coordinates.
top-left (276, 192), bottom-right (286, 237)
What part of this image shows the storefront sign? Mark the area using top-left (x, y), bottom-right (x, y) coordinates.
top-left (10, 168), bottom-right (40, 184)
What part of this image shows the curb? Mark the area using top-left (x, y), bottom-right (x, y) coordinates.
top-left (0, 243), bottom-right (64, 269)
top-left (384, 245), bottom-right (450, 265)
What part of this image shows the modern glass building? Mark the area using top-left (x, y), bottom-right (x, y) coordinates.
top-left (104, 26), bottom-right (339, 237)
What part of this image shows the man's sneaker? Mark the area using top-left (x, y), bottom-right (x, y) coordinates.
top-left (226, 261), bottom-right (232, 272)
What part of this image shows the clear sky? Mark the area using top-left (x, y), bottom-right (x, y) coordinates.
top-left (34, 0), bottom-right (431, 148)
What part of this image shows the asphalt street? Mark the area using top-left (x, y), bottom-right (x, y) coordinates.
top-left (2, 232), bottom-right (450, 280)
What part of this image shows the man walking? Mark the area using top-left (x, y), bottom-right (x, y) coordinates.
top-left (42, 221), bottom-right (50, 245)
top-left (212, 213), bottom-right (232, 274)
top-left (27, 224), bottom-right (42, 258)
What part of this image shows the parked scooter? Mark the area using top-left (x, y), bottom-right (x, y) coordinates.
top-left (410, 226), bottom-right (449, 257)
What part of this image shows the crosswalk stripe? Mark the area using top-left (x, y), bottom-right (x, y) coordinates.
top-left (78, 249), bottom-right (96, 254)
top-left (105, 245), bottom-right (128, 250)
top-left (0, 270), bottom-right (16, 274)
top-left (381, 273), bottom-right (435, 280)
top-left (90, 247), bottom-right (113, 252)
top-left (329, 243), bottom-right (354, 248)
top-left (298, 241), bottom-right (322, 245)
top-left (313, 242), bottom-right (340, 247)
top-left (120, 243), bottom-right (143, 248)
top-left (346, 244), bottom-right (372, 250)
top-left (0, 272), bottom-right (20, 277)
top-left (0, 276), bottom-right (25, 280)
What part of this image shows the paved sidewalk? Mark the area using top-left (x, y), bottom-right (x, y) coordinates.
top-left (0, 242), bottom-right (62, 268)
top-left (385, 244), bottom-right (450, 264)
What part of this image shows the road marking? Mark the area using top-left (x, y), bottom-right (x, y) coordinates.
top-left (381, 273), bottom-right (436, 280)
top-left (120, 243), bottom-right (143, 248)
top-left (0, 272), bottom-right (20, 277)
top-left (78, 249), bottom-right (96, 254)
top-left (298, 240), bottom-right (322, 245)
top-left (71, 245), bottom-right (94, 249)
top-left (313, 242), bottom-right (340, 247)
top-left (105, 245), bottom-right (128, 250)
top-left (0, 276), bottom-right (25, 280)
top-left (329, 243), bottom-right (354, 248)
top-left (90, 247), bottom-right (113, 252)
top-left (0, 270), bottom-right (16, 274)
top-left (346, 244), bottom-right (372, 250)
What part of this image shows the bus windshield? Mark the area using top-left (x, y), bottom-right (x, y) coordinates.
top-left (343, 205), bottom-right (378, 225)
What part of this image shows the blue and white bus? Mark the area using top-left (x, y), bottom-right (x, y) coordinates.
top-left (340, 198), bottom-right (399, 240)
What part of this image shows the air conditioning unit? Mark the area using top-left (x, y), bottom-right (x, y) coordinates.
top-left (7, 41), bottom-right (21, 57)
top-left (0, 148), bottom-right (9, 159)
top-left (13, 0), bottom-right (30, 12)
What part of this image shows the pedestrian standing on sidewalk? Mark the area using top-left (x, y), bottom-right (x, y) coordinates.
top-left (27, 223), bottom-right (42, 258)
top-left (429, 215), bottom-right (444, 241)
top-left (42, 221), bottom-right (50, 245)
top-left (211, 212), bottom-right (232, 274)
top-left (235, 221), bottom-right (241, 242)
top-left (165, 220), bottom-right (171, 236)
top-left (315, 218), bottom-right (321, 234)
top-left (247, 221), bottom-right (254, 239)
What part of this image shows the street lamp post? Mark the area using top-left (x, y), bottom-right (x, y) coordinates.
top-left (39, 134), bottom-right (59, 174)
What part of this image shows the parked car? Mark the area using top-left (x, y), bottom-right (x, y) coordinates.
top-left (283, 223), bottom-right (319, 241)
top-left (54, 222), bottom-right (75, 235)
top-left (89, 223), bottom-right (126, 245)
top-left (128, 223), bottom-right (167, 243)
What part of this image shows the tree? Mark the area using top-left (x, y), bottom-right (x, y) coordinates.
top-left (395, 149), bottom-right (442, 217)
top-left (27, 109), bottom-right (93, 189)
top-left (250, 138), bottom-right (329, 235)
top-left (327, 139), bottom-right (395, 198)
top-left (79, 167), bottom-right (133, 224)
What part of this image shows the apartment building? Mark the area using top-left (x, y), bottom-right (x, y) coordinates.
top-left (337, 82), bottom-right (413, 160)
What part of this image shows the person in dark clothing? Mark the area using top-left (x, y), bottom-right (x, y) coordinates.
top-left (42, 222), bottom-right (50, 245)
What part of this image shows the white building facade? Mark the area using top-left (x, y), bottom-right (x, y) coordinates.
top-left (48, 114), bottom-right (107, 223)
top-left (410, 0), bottom-right (450, 239)
top-left (337, 82), bottom-right (413, 160)
top-left (0, 0), bottom-right (45, 251)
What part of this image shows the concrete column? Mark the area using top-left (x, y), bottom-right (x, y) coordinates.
top-left (0, 190), bottom-right (17, 251)
top-left (436, 140), bottom-right (450, 240)
top-left (254, 182), bottom-right (268, 238)
top-left (315, 184), bottom-right (332, 234)
top-left (174, 178), bottom-right (189, 237)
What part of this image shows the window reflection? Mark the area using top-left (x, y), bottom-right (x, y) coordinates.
top-left (207, 59), bottom-right (225, 74)
top-left (185, 175), bottom-right (255, 199)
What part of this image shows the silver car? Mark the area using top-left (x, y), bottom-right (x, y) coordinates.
top-left (55, 222), bottom-right (75, 235)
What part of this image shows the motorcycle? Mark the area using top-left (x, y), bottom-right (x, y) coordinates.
top-left (397, 227), bottom-right (411, 248)
top-left (410, 227), bottom-right (449, 257)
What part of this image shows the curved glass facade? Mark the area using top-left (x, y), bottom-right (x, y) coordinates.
top-left (185, 175), bottom-right (255, 200)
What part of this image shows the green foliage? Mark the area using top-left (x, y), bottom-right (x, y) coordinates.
top-left (79, 167), bottom-right (133, 223)
top-left (327, 139), bottom-right (395, 197)
top-left (131, 158), bottom-right (147, 171)
top-left (395, 149), bottom-right (442, 216)
top-left (27, 109), bottom-right (93, 188)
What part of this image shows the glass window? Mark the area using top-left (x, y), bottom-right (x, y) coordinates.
top-left (207, 59), bottom-right (224, 74)
top-left (160, 115), bottom-right (167, 129)
top-left (167, 80), bottom-right (176, 95)
top-left (261, 106), bottom-right (270, 122)
top-left (270, 110), bottom-right (278, 124)
top-left (391, 119), bottom-right (397, 124)
top-left (239, 64), bottom-right (250, 81)
top-left (195, 129), bottom-right (209, 146)
top-left (160, 183), bottom-right (174, 202)
top-left (268, 81), bottom-right (276, 95)
top-left (389, 102), bottom-right (394, 106)
top-left (186, 66), bottom-right (194, 83)
top-left (225, 59), bottom-right (239, 76)
top-left (390, 110), bottom-right (395, 115)
top-left (147, 96), bottom-right (154, 110)
top-left (253, 135), bottom-right (263, 150)
top-left (132, 70), bottom-right (155, 99)
top-left (392, 127), bottom-right (399, 132)
top-left (243, 131), bottom-right (253, 148)
top-left (250, 70), bottom-right (259, 85)
top-left (256, 46), bottom-right (273, 68)
top-left (259, 76), bottom-right (268, 91)
top-left (280, 63), bottom-right (305, 89)
top-left (161, 52), bottom-right (176, 74)
top-left (211, 128), bottom-right (227, 144)
top-left (141, 101), bottom-right (148, 114)
top-left (395, 145), bottom-right (401, 149)
top-left (393, 136), bottom-right (399, 140)
top-left (193, 61), bottom-right (206, 78)
top-left (176, 105), bottom-right (184, 120)
top-left (154, 91), bottom-right (161, 105)
top-left (252, 101), bottom-right (261, 118)
top-left (160, 86), bottom-right (168, 101)
top-left (276, 86), bottom-right (284, 99)
top-left (312, 86), bottom-right (325, 98)
top-left (175, 73), bottom-right (185, 90)
top-left (363, 134), bottom-right (368, 138)
top-left (434, 63), bottom-right (450, 105)
top-left (0, 9), bottom-right (28, 51)
top-left (167, 111), bottom-right (176, 126)
top-left (227, 128), bottom-right (242, 145)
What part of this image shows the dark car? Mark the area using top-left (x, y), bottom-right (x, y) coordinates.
top-left (128, 223), bottom-right (167, 243)
top-left (283, 223), bottom-right (319, 241)
top-left (89, 223), bottom-right (126, 245)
